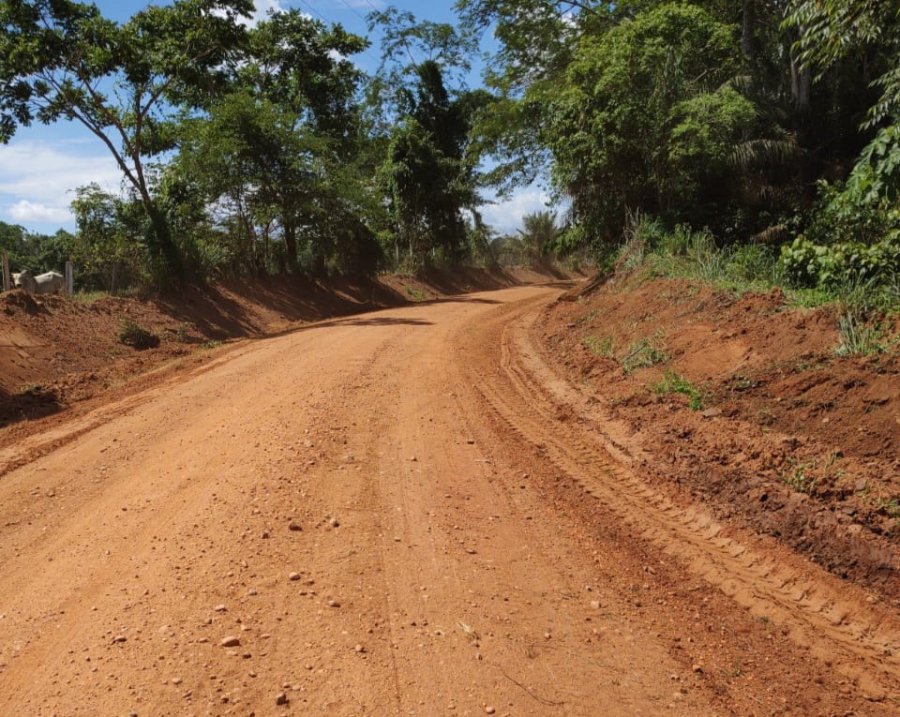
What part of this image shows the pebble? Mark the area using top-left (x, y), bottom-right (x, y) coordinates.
top-left (275, 692), bottom-right (288, 706)
top-left (288, 521), bottom-right (302, 532)
top-left (327, 599), bottom-right (341, 608)
top-left (485, 707), bottom-right (496, 714)
top-left (112, 635), bottom-right (127, 644)
top-left (261, 531), bottom-right (270, 539)
top-left (171, 677), bottom-right (182, 685)
top-left (214, 604), bottom-right (226, 612)
top-left (221, 636), bottom-right (241, 647)
top-left (692, 664), bottom-right (703, 673)
top-left (355, 644), bottom-right (366, 653)
top-left (590, 601), bottom-right (601, 610)
top-left (289, 572), bottom-right (301, 581)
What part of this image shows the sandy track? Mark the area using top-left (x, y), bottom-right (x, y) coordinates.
top-left (0, 286), bottom-right (895, 716)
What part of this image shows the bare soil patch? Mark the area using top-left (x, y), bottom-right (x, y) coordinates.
top-left (537, 275), bottom-right (899, 600)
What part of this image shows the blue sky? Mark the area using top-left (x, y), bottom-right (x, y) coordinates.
top-left (0, 0), bottom-right (550, 236)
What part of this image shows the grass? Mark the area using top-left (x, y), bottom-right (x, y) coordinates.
top-left (624, 216), bottom-right (899, 316)
top-left (583, 334), bottom-right (615, 358)
top-left (621, 334), bottom-right (669, 373)
top-left (404, 285), bottom-right (428, 301)
top-left (73, 290), bottom-right (110, 305)
top-left (781, 462), bottom-right (816, 495)
top-left (118, 319), bottom-right (159, 350)
top-left (199, 339), bottom-right (223, 350)
top-left (616, 216), bottom-right (898, 364)
top-left (876, 497), bottom-right (900, 520)
top-left (651, 371), bottom-right (706, 410)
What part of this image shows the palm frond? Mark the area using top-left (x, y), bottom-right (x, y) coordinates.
top-left (730, 136), bottom-right (802, 169)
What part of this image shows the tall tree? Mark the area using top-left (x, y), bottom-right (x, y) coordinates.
top-left (0, 0), bottom-right (252, 282)
top-left (370, 8), bottom-right (490, 265)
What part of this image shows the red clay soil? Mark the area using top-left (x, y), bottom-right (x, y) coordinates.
top-left (0, 266), bottom-right (566, 430)
top-left (537, 274), bottom-right (899, 602)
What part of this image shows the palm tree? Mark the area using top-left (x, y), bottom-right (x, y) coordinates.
top-left (517, 210), bottom-right (558, 260)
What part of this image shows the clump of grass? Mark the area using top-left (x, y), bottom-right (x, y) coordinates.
top-left (782, 462), bottom-right (816, 494)
top-left (174, 322), bottom-right (193, 342)
top-left (404, 285), bottom-right (428, 301)
top-left (583, 335), bottom-right (615, 358)
top-left (73, 290), bottom-right (110, 305)
top-left (621, 334), bottom-right (669, 373)
top-left (876, 497), bottom-right (900, 520)
top-left (200, 339), bottom-right (223, 350)
top-left (118, 319), bottom-right (159, 350)
top-left (651, 370), bottom-right (706, 410)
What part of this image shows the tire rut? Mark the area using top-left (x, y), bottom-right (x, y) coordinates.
top-left (467, 308), bottom-right (899, 698)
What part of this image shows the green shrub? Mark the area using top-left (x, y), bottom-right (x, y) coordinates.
top-left (780, 236), bottom-right (899, 289)
top-left (118, 319), bottom-right (159, 350)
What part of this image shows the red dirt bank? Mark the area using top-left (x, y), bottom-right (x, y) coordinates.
top-left (0, 266), bottom-right (567, 430)
top-left (537, 275), bottom-right (899, 601)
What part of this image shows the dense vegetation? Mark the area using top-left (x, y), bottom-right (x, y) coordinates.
top-left (461, 0), bottom-right (898, 305)
top-left (0, 0), bottom-right (898, 307)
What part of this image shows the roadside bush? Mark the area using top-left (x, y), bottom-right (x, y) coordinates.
top-left (119, 320), bottom-right (159, 350)
top-left (780, 236), bottom-right (899, 290)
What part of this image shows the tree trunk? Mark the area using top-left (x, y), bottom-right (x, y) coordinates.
top-left (145, 203), bottom-right (183, 286)
top-left (741, 0), bottom-right (755, 61)
top-left (284, 221), bottom-right (298, 272)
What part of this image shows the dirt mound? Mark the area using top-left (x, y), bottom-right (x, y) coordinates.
top-left (538, 275), bottom-right (899, 599)
top-left (0, 266), bottom-right (574, 429)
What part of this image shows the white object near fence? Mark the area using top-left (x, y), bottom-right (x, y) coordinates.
top-left (65, 260), bottom-right (74, 296)
top-left (1, 252), bottom-right (10, 292)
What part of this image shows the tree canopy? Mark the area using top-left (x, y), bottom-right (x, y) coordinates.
top-left (0, 0), bottom-right (896, 296)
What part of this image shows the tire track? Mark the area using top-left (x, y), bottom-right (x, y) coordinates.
top-left (466, 308), bottom-right (900, 699)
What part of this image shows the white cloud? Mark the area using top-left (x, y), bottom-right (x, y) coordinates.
top-left (8, 200), bottom-right (72, 223)
top-left (481, 187), bottom-right (555, 235)
top-left (0, 140), bottom-right (122, 227)
top-left (242, 0), bottom-right (286, 27)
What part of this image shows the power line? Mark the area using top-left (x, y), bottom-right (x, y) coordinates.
top-left (332, 0), bottom-right (370, 24)
top-left (294, 0), bottom-right (382, 67)
top-left (341, 0), bottom-right (420, 68)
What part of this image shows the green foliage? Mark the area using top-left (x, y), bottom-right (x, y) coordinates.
top-left (377, 54), bottom-right (488, 268)
top-left (782, 463), bottom-right (816, 495)
top-left (652, 371), bottom-right (706, 410)
top-left (547, 3), bottom-right (754, 246)
top-left (518, 210), bottom-right (557, 260)
top-left (118, 320), bottom-right (159, 350)
top-left (835, 312), bottom-right (884, 357)
top-left (780, 237), bottom-right (899, 290)
top-left (583, 335), bottom-right (614, 358)
top-left (621, 335), bottom-right (669, 374)
top-left (0, 0), bottom-right (256, 282)
top-left (70, 185), bottom-right (149, 291)
top-left (0, 221), bottom-right (72, 277)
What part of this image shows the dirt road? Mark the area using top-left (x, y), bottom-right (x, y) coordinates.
top-left (0, 285), bottom-right (896, 716)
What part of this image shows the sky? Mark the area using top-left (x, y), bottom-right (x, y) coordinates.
top-left (0, 0), bottom-right (550, 237)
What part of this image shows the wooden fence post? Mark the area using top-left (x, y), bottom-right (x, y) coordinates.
top-left (1, 252), bottom-right (10, 292)
top-left (65, 260), bottom-right (74, 296)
